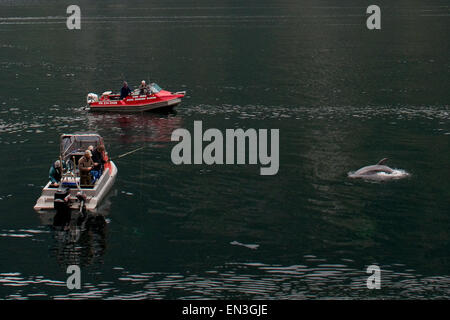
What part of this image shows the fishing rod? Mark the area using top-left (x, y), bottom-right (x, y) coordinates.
top-left (72, 156), bottom-right (82, 192)
top-left (71, 155), bottom-right (87, 214)
top-left (116, 146), bottom-right (145, 159)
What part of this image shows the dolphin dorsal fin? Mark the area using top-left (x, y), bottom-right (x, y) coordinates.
top-left (377, 158), bottom-right (388, 165)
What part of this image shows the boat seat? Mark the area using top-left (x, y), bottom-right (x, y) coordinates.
top-left (61, 181), bottom-right (78, 188)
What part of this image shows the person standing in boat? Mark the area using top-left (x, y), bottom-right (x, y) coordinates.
top-left (49, 160), bottom-right (66, 187)
top-left (91, 145), bottom-right (106, 181)
top-left (120, 81), bottom-right (132, 99)
top-left (78, 150), bottom-right (94, 185)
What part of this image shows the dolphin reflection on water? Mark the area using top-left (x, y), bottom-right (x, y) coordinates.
top-left (348, 158), bottom-right (410, 181)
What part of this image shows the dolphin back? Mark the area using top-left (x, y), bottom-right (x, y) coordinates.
top-left (352, 164), bottom-right (394, 176)
top-left (348, 158), bottom-right (409, 180)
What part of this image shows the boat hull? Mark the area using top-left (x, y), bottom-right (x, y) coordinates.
top-left (88, 97), bottom-right (182, 113)
top-left (34, 161), bottom-right (118, 212)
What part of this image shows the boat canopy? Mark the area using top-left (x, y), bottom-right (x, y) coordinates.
top-left (60, 133), bottom-right (104, 160)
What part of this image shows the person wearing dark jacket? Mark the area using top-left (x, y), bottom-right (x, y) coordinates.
top-left (120, 81), bottom-right (132, 99)
top-left (92, 145), bottom-right (106, 172)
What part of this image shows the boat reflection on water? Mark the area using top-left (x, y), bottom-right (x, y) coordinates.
top-left (86, 110), bottom-right (183, 145)
top-left (39, 191), bottom-right (116, 268)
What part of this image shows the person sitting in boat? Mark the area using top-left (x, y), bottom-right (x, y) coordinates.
top-left (120, 81), bottom-right (132, 99)
top-left (78, 150), bottom-right (95, 185)
top-left (139, 80), bottom-right (150, 95)
top-left (49, 160), bottom-right (66, 187)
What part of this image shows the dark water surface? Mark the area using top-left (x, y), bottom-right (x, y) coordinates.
top-left (0, 0), bottom-right (449, 299)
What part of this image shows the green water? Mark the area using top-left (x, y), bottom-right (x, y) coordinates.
top-left (0, 0), bottom-right (449, 299)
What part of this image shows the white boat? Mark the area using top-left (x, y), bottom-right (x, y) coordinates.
top-left (34, 133), bottom-right (117, 213)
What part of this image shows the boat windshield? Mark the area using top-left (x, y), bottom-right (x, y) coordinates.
top-left (60, 134), bottom-right (102, 160)
top-left (149, 83), bottom-right (162, 93)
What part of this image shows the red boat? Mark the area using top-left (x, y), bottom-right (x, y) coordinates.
top-left (86, 83), bottom-right (185, 112)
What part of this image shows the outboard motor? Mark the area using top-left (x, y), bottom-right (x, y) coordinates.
top-left (54, 187), bottom-right (71, 211)
top-left (86, 93), bottom-right (99, 104)
top-left (53, 187), bottom-right (71, 226)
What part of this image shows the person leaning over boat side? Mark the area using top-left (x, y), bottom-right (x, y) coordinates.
top-left (78, 150), bottom-right (94, 185)
top-left (49, 160), bottom-right (66, 187)
top-left (87, 145), bottom-right (97, 183)
top-left (120, 81), bottom-right (133, 99)
top-left (139, 80), bottom-right (150, 95)
top-left (91, 145), bottom-right (106, 182)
